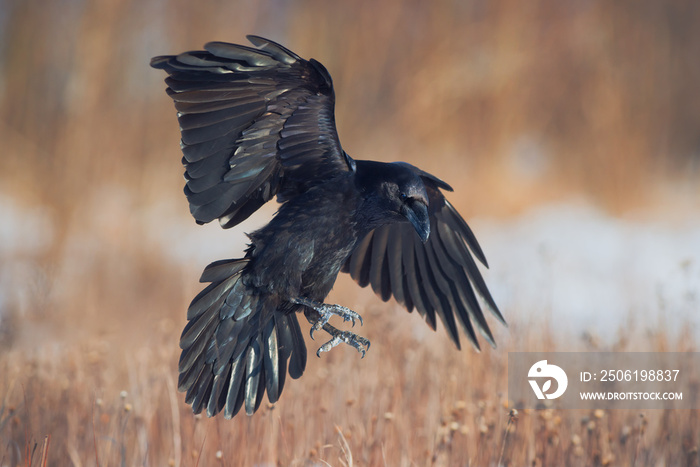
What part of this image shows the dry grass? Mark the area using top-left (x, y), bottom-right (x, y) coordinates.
top-left (2, 298), bottom-right (700, 466)
top-left (2, 0), bottom-right (700, 465)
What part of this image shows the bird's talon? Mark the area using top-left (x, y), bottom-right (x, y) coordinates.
top-left (314, 325), bottom-right (370, 358)
top-left (297, 298), bottom-right (364, 332)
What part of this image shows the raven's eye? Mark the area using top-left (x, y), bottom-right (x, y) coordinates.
top-left (400, 192), bottom-right (408, 201)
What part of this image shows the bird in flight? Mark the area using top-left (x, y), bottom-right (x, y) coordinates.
top-left (151, 36), bottom-right (505, 419)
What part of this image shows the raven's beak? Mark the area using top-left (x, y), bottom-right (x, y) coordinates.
top-left (403, 200), bottom-right (430, 243)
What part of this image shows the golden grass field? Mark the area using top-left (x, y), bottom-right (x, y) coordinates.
top-left (2, 0), bottom-right (700, 465)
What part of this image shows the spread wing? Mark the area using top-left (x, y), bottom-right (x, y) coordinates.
top-left (151, 35), bottom-right (354, 228)
top-left (342, 175), bottom-right (506, 351)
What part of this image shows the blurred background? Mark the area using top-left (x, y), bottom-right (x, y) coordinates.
top-left (1, 0), bottom-right (700, 465)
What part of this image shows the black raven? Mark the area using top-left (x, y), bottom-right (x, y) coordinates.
top-left (151, 36), bottom-right (505, 418)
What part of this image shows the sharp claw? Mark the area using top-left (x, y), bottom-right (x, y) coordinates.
top-left (310, 321), bottom-right (323, 340)
top-left (314, 328), bottom-right (370, 359)
top-left (310, 302), bottom-right (363, 329)
top-left (293, 297), bottom-right (369, 357)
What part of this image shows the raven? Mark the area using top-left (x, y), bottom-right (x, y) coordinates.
top-left (151, 36), bottom-right (505, 418)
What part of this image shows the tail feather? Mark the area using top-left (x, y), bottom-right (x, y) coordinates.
top-left (187, 363), bottom-right (213, 414)
top-left (208, 318), bottom-right (242, 375)
top-left (262, 317), bottom-right (281, 402)
top-left (243, 334), bottom-right (263, 415)
top-left (199, 258), bottom-right (248, 282)
top-left (180, 300), bottom-right (220, 349)
top-left (178, 349), bottom-right (206, 392)
top-left (178, 258), bottom-right (307, 417)
top-left (186, 275), bottom-right (239, 320)
top-left (224, 352), bottom-right (247, 418)
top-left (287, 313), bottom-right (307, 379)
top-left (207, 363), bottom-right (231, 415)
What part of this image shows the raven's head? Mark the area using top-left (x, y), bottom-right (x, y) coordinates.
top-left (355, 160), bottom-right (431, 243)
top-left (394, 176), bottom-right (431, 243)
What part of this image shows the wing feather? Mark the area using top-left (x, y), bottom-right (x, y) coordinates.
top-left (152, 36), bottom-right (353, 229)
top-left (342, 174), bottom-right (504, 350)
top-left (224, 352), bottom-right (246, 419)
top-left (401, 225), bottom-right (436, 328)
top-left (369, 225), bottom-right (392, 301)
top-left (413, 231), bottom-right (461, 347)
top-left (207, 363), bottom-right (231, 417)
top-left (342, 230), bottom-right (373, 287)
top-left (263, 317), bottom-right (281, 403)
top-left (385, 225), bottom-right (406, 307)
